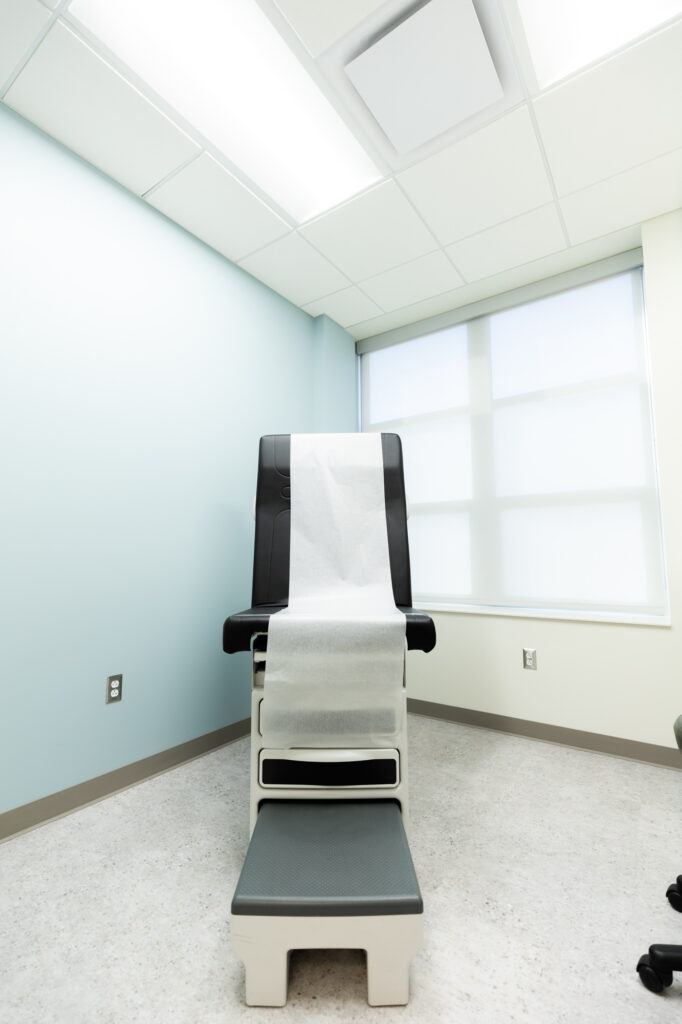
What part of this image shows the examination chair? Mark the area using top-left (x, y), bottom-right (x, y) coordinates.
top-left (223, 433), bottom-right (436, 1006)
top-left (636, 715), bottom-right (682, 993)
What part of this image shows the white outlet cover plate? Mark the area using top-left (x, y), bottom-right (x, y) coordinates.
top-left (345, 0), bottom-right (503, 154)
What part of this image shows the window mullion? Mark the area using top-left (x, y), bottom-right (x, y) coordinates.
top-left (467, 316), bottom-right (500, 606)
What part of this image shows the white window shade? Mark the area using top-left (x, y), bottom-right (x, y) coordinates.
top-left (362, 267), bottom-right (669, 624)
top-left (408, 513), bottom-right (472, 599)
top-left (500, 502), bottom-right (652, 608)
top-left (399, 417), bottom-right (472, 504)
top-left (489, 273), bottom-right (639, 397)
top-left (365, 325), bottom-right (469, 422)
top-left (493, 385), bottom-right (647, 496)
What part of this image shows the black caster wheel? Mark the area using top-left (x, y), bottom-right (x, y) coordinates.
top-left (667, 880), bottom-right (682, 912)
top-left (637, 954), bottom-right (673, 993)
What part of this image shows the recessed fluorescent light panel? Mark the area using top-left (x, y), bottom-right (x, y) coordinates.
top-left (346, 0), bottom-right (503, 154)
top-left (515, 0), bottom-right (682, 88)
top-left (68, 0), bottom-right (381, 222)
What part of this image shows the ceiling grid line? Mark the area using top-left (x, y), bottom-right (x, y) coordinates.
top-left (2, 0), bottom-right (681, 337)
top-left (525, 102), bottom-right (572, 247)
top-left (555, 142), bottom-right (682, 206)
top-left (0, 8), bottom-right (59, 99)
top-left (54, 11), bottom-right (300, 221)
top-left (494, 0), bottom-right (571, 247)
top-left (346, 226), bottom-right (645, 337)
top-left (254, 0), bottom-right (394, 180)
top-left (140, 151), bottom-right (204, 201)
top-left (429, 196), bottom-right (560, 251)
top-left (390, 174), bottom-right (468, 282)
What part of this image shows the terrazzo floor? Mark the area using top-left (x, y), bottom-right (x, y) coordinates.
top-left (2, 714), bottom-right (682, 1023)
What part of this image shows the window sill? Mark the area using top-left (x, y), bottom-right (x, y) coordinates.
top-left (413, 600), bottom-right (671, 627)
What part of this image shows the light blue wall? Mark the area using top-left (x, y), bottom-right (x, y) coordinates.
top-left (312, 315), bottom-right (359, 432)
top-left (0, 105), bottom-right (357, 814)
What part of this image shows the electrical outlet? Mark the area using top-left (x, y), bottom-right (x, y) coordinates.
top-left (106, 674), bottom-right (123, 703)
top-left (523, 648), bottom-right (537, 670)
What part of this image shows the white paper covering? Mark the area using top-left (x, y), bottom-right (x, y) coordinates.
top-left (262, 433), bottom-right (406, 748)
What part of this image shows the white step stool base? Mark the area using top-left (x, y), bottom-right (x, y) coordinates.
top-left (231, 912), bottom-right (423, 1006)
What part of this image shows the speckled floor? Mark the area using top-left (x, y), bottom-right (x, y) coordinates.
top-left (2, 714), bottom-right (682, 1023)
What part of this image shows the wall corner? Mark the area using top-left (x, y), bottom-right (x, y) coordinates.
top-left (311, 315), bottom-right (358, 432)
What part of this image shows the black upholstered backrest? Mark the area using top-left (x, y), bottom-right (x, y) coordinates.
top-left (251, 433), bottom-right (413, 609)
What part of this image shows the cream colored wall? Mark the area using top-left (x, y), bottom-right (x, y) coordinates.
top-left (407, 209), bottom-right (682, 749)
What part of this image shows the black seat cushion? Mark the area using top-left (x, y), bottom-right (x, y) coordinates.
top-left (223, 605), bottom-right (436, 654)
top-left (231, 800), bottom-right (423, 917)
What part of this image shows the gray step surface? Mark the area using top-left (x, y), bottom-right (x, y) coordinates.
top-left (231, 800), bottom-right (423, 917)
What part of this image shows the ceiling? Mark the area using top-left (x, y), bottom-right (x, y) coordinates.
top-left (2, 0), bottom-right (681, 342)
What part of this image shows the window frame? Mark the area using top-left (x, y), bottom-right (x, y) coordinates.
top-left (360, 253), bottom-right (670, 627)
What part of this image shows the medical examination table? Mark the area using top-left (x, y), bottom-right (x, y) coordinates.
top-left (223, 433), bottom-right (435, 1006)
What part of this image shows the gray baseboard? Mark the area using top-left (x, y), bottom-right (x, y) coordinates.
top-left (407, 698), bottom-right (682, 769)
top-left (4, 704), bottom-right (678, 843)
top-left (0, 718), bottom-right (250, 843)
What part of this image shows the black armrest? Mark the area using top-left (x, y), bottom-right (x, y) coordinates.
top-left (223, 605), bottom-right (436, 655)
top-left (223, 605), bottom-right (284, 654)
top-left (399, 607), bottom-right (437, 654)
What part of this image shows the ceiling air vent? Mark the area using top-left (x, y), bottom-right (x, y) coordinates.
top-left (346, 0), bottom-right (503, 154)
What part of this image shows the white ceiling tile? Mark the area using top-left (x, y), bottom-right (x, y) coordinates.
top-left (300, 180), bottom-right (438, 280)
top-left (446, 204), bottom-right (566, 281)
top-left (397, 106), bottom-right (554, 244)
top-left (0, 0), bottom-right (51, 90)
top-left (350, 225), bottom-right (642, 339)
top-left (350, 285), bottom-right (468, 339)
top-left (38, 0), bottom-right (60, 8)
top-left (239, 232), bottom-right (349, 306)
top-left (303, 287), bottom-right (382, 327)
top-left (361, 250), bottom-right (464, 312)
top-left (4, 21), bottom-right (198, 194)
top-left (533, 21), bottom-right (682, 196)
top-left (560, 149), bottom-right (682, 245)
top-left (146, 153), bottom-right (290, 263)
top-left (345, 0), bottom-right (503, 154)
top-left (272, 0), bottom-right (387, 56)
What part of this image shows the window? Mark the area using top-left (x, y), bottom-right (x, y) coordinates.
top-left (362, 268), bottom-right (669, 623)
